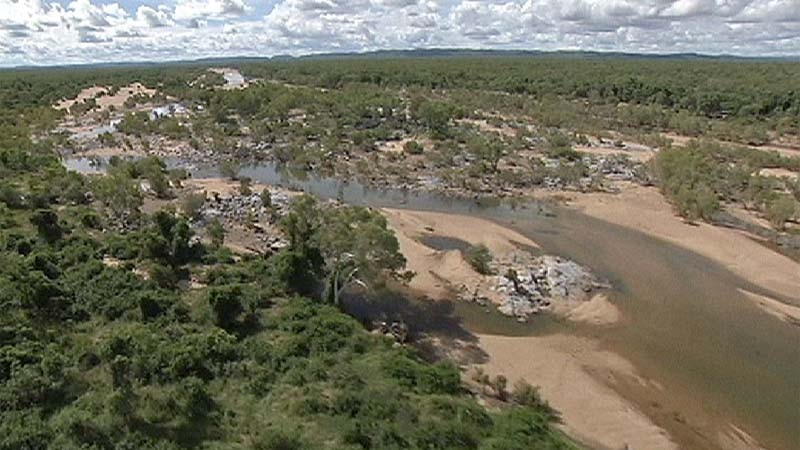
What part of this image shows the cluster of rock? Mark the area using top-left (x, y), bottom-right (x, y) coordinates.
top-left (541, 154), bottom-right (649, 191)
top-left (492, 255), bottom-right (608, 320)
top-left (198, 189), bottom-right (292, 253)
top-left (201, 189), bottom-right (290, 224)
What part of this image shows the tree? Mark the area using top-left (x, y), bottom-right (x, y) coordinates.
top-left (208, 284), bottom-right (255, 331)
top-left (416, 101), bottom-right (452, 139)
top-left (30, 209), bottom-right (63, 243)
top-left (280, 195), bottom-right (407, 306)
top-left (317, 205), bottom-right (407, 306)
top-left (108, 355), bottom-right (136, 428)
top-left (492, 375), bottom-right (508, 401)
top-left (469, 135), bottom-right (505, 172)
top-left (142, 210), bottom-right (198, 267)
top-left (181, 192), bottom-right (206, 220)
top-left (91, 171), bottom-right (143, 223)
top-left (260, 188), bottom-right (272, 208)
top-left (239, 177), bottom-right (252, 195)
top-left (219, 161), bottom-right (239, 180)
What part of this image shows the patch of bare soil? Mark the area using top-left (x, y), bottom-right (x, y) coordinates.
top-left (664, 132), bottom-right (800, 158)
top-left (758, 167), bottom-right (799, 180)
top-left (55, 83), bottom-right (157, 112)
top-left (457, 118), bottom-right (518, 137)
top-left (575, 143), bottom-right (657, 163)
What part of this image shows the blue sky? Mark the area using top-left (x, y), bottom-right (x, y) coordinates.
top-left (1, 1), bottom-right (799, 66)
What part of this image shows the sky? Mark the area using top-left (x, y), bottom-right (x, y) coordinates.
top-left (0, 0), bottom-right (799, 66)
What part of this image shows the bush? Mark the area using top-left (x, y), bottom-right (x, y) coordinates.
top-left (181, 192), bottom-right (206, 220)
top-left (766, 195), bottom-right (796, 230)
top-left (404, 140), bottom-right (424, 155)
top-left (465, 245), bottom-right (493, 275)
top-left (511, 380), bottom-right (559, 422)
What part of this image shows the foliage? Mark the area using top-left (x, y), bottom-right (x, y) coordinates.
top-left (465, 245), bottom-right (493, 275)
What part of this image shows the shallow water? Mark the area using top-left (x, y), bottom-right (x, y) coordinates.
top-left (65, 158), bottom-right (800, 450)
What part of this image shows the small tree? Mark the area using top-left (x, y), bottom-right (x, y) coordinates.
top-left (208, 284), bottom-right (254, 332)
top-left (492, 375), bottom-right (508, 401)
top-left (208, 219), bottom-right (226, 247)
top-left (469, 135), bottom-right (505, 172)
top-left (30, 209), bottom-right (63, 243)
top-left (511, 379), bottom-right (559, 422)
top-left (181, 192), bottom-right (206, 220)
top-left (260, 188), bottom-right (273, 209)
top-left (219, 161), bottom-right (239, 180)
top-left (239, 177), bottom-right (252, 196)
top-left (404, 140), bottom-right (424, 155)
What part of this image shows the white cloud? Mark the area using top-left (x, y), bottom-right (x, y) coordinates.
top-left (174, 0), bottom-right (251, 21)
top-left (0, 0), bottom-right (799, 66)
top-left (136, 5), bottom-right (174, 28)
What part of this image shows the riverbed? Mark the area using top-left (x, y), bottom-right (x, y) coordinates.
top-left (65, 157), bottom-right (800, 450)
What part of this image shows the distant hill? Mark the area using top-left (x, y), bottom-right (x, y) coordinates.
top-left (4, 48), bottom-right (797, 71)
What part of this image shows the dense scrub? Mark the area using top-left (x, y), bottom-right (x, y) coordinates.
top-left (241, 57), bottom-right (800, 137)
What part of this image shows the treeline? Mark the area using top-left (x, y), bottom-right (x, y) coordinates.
top-left (240, 57), bottom-right (800, 122)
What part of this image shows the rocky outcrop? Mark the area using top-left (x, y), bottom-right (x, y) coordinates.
top-left (201, 189), bottom-right (290, 224)
top-left (492, 256), bottom-right (608, 320)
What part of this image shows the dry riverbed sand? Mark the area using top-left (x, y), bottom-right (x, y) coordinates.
top-left (558, 182), bottom-right (800, 306)
top-left (381, 201), bottom-right (790, 450)
top-left (477, 334), bottom-right (678, 450)
top-left (381, 208), bottom-right (673, 449)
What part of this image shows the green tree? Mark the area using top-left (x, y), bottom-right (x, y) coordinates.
top-left (30, 209), bottom-right (63, 243)
top-left (281, 195), bottom-right (406, 305)
top-left (207, 284), bottom-right (254, 331)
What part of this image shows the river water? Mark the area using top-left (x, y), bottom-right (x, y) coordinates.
top-left (66, 157), bottom-right (800, 450)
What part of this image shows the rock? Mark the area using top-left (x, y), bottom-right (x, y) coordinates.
top-left (494, 255), bottom-right (605, 319)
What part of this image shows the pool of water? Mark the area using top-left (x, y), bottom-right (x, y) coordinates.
top-left (64, 157), bottom-right (800, 450)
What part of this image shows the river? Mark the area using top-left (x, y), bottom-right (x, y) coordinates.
top-left (65, 157), bottom-right (800, 450)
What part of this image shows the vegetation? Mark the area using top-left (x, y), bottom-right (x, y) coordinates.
top-left (3, 53), bottom-right (800, 448)
top-left (0, 70), bottom-right (573, 448)
top-left (653, 141), bottom-right (800, 224)
top-left (465, 245), bottom-right (493, 275)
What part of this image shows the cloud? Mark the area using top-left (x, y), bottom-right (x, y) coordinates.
top-left (136, 5), bottom-right (174, 28)
top-left (0, 0), bottom-right (800, 66)
top-left (174, 0), bottom-right (252, 21)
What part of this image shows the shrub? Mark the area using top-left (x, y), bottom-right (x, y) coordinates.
top-left (766, 195), bottom-right (797, 230)
top-left (181, 192), bottom-right (206, 220)
top-left (404, 140), bottom-right (424, 155)
top-left (465, 245), bottom-right (493, 275)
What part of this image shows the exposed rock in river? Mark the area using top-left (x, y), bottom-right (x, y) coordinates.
top-left (491, 256), bottom-right (609, 320)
